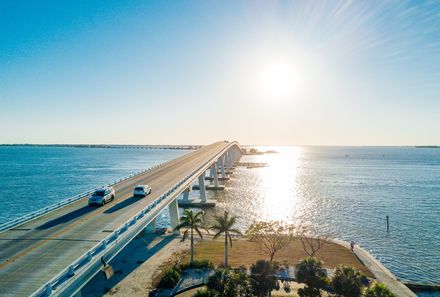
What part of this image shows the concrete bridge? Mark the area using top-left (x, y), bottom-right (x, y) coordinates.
top-left (0, 141), bottom-right (241, 297)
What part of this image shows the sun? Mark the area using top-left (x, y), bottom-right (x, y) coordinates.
top-left (260, 61), bottom-right (298, 101)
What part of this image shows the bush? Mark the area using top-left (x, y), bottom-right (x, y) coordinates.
top-left (180, 259), bottom-right (214, 270)
top-left (295, 257), bottom-right (328, 290)
top-left (364, 282), bottom-right (396, 297)
top-left (297, 286), bottom-right (321, 297)
top-left (207, 268), bottom-right (253, 297)
top-left (331, 265), bottom-right (364, 297)
top-left (250, 260), bottom-right (278, 297)
top-left (157, 268), bottom-right (181, 289)
top-left (193, 288), bottom-right (219, 297)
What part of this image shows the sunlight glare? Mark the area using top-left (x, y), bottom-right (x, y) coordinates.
top-left (260, 61), bottom-right (298, 101)
top-left (259, 146), bottom-right (302, 221)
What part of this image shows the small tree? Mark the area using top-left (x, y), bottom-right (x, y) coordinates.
top-left (364, 282), bottom-right (396, 297)
top-left (250, 260), bottom-right (278, 297)
top-left (246, 221), bottom-right (292, 262)
top-left (295, 257), bottom-right (328, 297)
top-left (209, 211), bottom-right (242, 267)
top-left (331, 265), bottom-right (364, 297)
top-left (207, 268), bottom-right (253, 297)
top-left (174, 209), bottom-right (207, 264)
top-left (297, 226), bottom-right (329, 257)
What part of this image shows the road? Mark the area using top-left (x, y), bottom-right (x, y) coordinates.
top-left (0, 141), bottom-right (229, 296)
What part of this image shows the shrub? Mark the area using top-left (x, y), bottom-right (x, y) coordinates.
top-left (180, 259), bottom-right (214, 270)
top-left (157, 268), bottom-right (181, 289)
top-left (193, 288), bottom-right (219, 297)
top-left (364, 282), bottom-right (397, 297)
top-left (207, 268), bottom-right (253, 297)
top-left (250, 260), bottom-right (278, 297)
top-left (297, 286), bottom-right (321, 297)
top-left (331, 265), bottom-right (364, 297)
top-left (295, 257), bottom-right (328, 289)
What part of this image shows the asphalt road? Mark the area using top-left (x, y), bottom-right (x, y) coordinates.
top-left (0, 141), bottom-right (229, 296)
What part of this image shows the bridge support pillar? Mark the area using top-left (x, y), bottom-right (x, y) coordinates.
top-left (198, 175), bottom-right (207, 202)
top-left (169, 199), bottom-right (180, 234)
top-left (220, 155), bottom-right (226, 178)
top-left (225, 151), bottom-right (231, 170)
top-left (143, 218), bottom-right (156, 234)
top-left (182, 187), bottom-right (190, 201)
top-left (211, 163), bottom-right (219, 187)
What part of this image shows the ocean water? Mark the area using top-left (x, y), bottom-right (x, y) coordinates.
top-left (1, 145), bottom-right (439, 296)
top-left (0, 146), bottom-right (189, 224)
top-left (201, 146), bottom-right (439, 296)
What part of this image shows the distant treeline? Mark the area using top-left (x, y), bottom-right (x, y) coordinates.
top-left (0, 144), bottom-right (202, 150)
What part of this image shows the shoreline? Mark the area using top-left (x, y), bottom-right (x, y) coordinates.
top-left (330, 238), bottom-right (416, 297)
top-left (81, 232), bottom-right (421, 297)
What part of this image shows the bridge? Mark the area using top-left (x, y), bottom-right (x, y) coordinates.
top-left (0, 141), bottom-right (241, 297)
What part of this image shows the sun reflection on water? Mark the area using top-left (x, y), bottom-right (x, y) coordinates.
top-left (258, 146), bottom-right (302, 222)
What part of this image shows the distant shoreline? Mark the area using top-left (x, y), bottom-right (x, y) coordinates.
top-left (0, 144), bottom-right (201, 150)
top-left (415, 145), bottom-right (440, 148)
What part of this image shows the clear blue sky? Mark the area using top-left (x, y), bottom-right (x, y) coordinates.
top-left (1, 1), bottom-right (439, 145)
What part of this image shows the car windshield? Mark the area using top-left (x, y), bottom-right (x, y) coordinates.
top-left (93, 190), bottom-right (105, 196)
top-left (135, 187), bottom-right (144, 191)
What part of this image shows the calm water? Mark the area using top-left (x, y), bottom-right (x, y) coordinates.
top-left (201, 146), bottom-right (439, 296)
top-left (0, 146), bottom-right (188, 223)
top-left (1, 145), bottom-right (439, 296)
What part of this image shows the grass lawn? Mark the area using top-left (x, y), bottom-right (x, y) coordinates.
top-left (192, 237), bottom-right (373, 277)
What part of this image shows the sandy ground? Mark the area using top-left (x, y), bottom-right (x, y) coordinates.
top-left (82, 231), bottom-right (189, 297)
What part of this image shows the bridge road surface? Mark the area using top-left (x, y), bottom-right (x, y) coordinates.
top-left (0, 141), bottom-right (229, 296)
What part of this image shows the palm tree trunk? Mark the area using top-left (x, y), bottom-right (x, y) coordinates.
top-left (190, 228), bottom-right (194, 264)
top-left (224, 231), bottom-right (228, 267)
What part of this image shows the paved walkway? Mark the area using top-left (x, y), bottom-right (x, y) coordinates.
top-left (331, 239), bottom-right (416, 297)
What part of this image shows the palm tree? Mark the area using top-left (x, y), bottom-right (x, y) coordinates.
top-left (174, 209), bottom-right (207, 264)
top-left (209, 211), bottom-right (241, 267)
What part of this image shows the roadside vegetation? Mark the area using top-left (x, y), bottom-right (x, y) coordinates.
top-left (154, 215), bottom-right (396, 297)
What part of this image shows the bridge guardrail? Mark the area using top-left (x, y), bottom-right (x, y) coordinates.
top-left (30, 142), bottom-right (240, 297)
top-left (0, 158), bottom-right (180, 233)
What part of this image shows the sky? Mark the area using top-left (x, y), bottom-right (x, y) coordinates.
top-left (1, 1), bottom-right (440, 145)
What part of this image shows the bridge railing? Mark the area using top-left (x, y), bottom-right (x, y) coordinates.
top-left (30, 142), bottom-right (240, 297)
top-left (0, 158), bottom-right (184, 233)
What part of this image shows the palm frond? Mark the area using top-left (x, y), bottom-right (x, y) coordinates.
top-left (181, 229), bottom-right (189, 242)
top-left (212, 231), bottom-right (223, 240)
top-left (194, 227), bottom-right (204, 240)
top-left (228, 228), bottom-right (242, 235)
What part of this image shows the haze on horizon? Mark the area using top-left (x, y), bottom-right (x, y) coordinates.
top-left (1, 1), bottom-right (440, 146)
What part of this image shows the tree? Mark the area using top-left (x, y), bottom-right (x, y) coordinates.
top-left (295, 257), bottom-right (328, 297)
top-left (364, 282), bottom-right (396, 297)
top-left (250, 260), bottom-right (278, 297)
top-left (207, 268), bottom-right (253, 297)
top-left (174, 209), bottom-right (207, 264)
top-left (331, 265), bottom-right (364, 297)
top-left (246, 221), bottom-right (292, 262)
top-left (297, 226), bottom-right (329, 257)
top-left (209, 211), bottom-right (241, 267)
